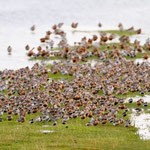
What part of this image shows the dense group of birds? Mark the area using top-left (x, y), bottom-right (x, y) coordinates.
top-left (2, 23), bottom-right (150, 128)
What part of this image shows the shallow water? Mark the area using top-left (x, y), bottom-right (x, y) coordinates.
top-left (131, 113), bottom-right (150, 140)
top-left (125, 95), bottom-right (150, 103)
top-left (126, 95), bottom-right (150, 140)
top-left (135, 58), bottom-right (150, 64)
top-left (0, 0), bottom-right (150, 70)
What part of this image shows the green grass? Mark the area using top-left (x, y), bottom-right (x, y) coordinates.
top-left (51, 46), bottom-right (77, 51)
top-left (126, 102), bottom-right (150, 110)
top-left (87, 55), bottom-right (100, 60)
top-left (125, 51), bottom-right (150, 60)
top-left (72, 30), bottom-right (137, 36)
top-left (46, 64), bottom-right (52, 69)
top-left (104, 30), bottom-right (137, 36)
top-left (0, 89), bottom-right (8, 95)
top-left (48, 72), bottom-right (74, 81)
top-left (116, 91), bottom-right (150, 98)
top-left (97, 90), bottom-right (150, 99)
top-left (88, 43), bottom-right (119, 51)
top-left (51, 47), bottom-right (63, 51)
top-left (1, 113), bottom-right (150, 150)
top-left (28, 42), bottom-right (149, 62)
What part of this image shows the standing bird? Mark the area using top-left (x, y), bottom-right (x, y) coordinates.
top-left (98, 23), bottom-right (102, 28)
top-left (7, 46), bottom-right (12, 54)
top-left (137, 99), bottom-right (142, 106)
top-left (25, 45), bottom-right (30, 51)
top-left (71, 23), bottom-right (78, 28)
top-left (143, 102), bottom-right (148, 107)
top-left (109, 34), bottom-right (115, 40)
top-left (136, 28), bottom-right (141, 34)
top-left (143, 53), bottom-right (149, 60)
top-left (27, 48), bottom-right (35, 57)
top-left (29, 119), bottom-right (34, 124)
top-left (7, 115), bottom-right (13, 121)
top-left (128, 98), bottom-right (133, 103)
top-left (37, 46), bottom-right (42, 52)
top-left (118, 23), bottom-right (123, 31)
top-left (58, 23), bottom-right (64, 28)
top-left (127, 26), bottom-right (134, 32)
top-left (31, 25), bottom-right (35, 31)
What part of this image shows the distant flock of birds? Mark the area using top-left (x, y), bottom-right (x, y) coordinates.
top-left (7, 22), bottom-right (142, 55)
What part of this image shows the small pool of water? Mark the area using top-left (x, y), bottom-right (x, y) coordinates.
top-left (131, 113), bottom-right (150, 140)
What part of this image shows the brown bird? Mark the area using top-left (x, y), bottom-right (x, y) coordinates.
top-left (137, 100), bottom-right (142, 106)
top-left (127, 26), bottom-right (134, 32)
top-left (28, 48), bottom-right (35, 57)
top-left (31, 25), bottom-right (35, 31)
top-left (118, 23), bottom-right (123, 31)
top-left (7, 115), bottom-right (13, 121)
top-left (25, 45), bottom-right (30, 51)
top-left (93, 120), bottom-right (99, 126)
top-left (101, 36), bottom-right (108, 42)
top-left (71, 23), bottom-right (78, 28)
top-left (109, 34), bottom-right (115, 40)
top-left (120, 104), bottom-right (125, 109)
top-left (7, 46), bottom-right (12, 53)
top-left (143, 53), bottom-right (149, 60)
top-left (81, 114), bottom-right (86, 119)
top-left (46, 31), bottom-right (52, 35)
top-left (52, 24), bottom-right (57, 30)
top-left (98, 23), bottom-right (102, 28)
top-left (93, 35), bottom-right (98, 41)
top-left (8, 109), bottom-right (13, 114)
top-left (136, 28), bottom-right (141, 34)
top-left (40, 38), bottom-right (46, 43)
top-left (37, 46), bottom-right (42, 52)
top-left (88, 112), bottom-right (93, 118)
top-left (102, 119), bottom-right (107, 124)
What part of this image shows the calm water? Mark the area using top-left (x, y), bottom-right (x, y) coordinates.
top-left (0, 0), bottom-right (150, 69)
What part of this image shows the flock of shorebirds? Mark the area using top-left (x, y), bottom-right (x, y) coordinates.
top-left (23, 23), bottom-right (149, 62)
top-left (1, 23), bottom-right (150, 127)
